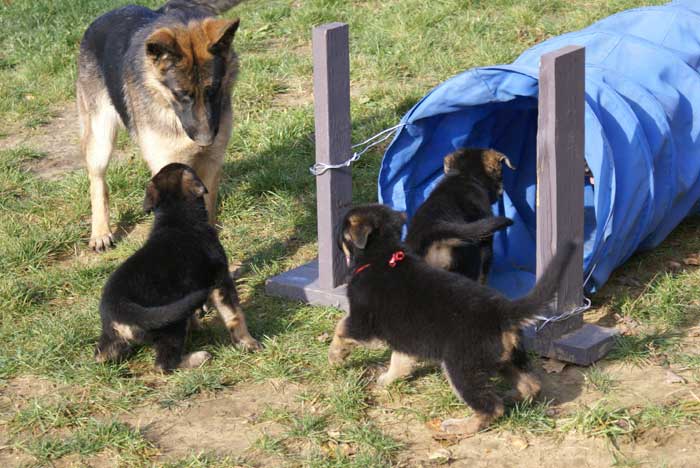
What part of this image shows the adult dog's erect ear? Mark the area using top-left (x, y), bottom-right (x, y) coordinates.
top-left (145, 28), bottom-right (181, 65)
top-left (204, 18), bottom-right (240, 55)
top-left (181, 170), bottom-right (208, 199)
top-left (143, 181), bottom-right (159, 213)
top-left (345, 215), bottom-right (373, 249)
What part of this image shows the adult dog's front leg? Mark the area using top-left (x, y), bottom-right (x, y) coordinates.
top-left (328, 315), bottom-right (360, 365)
top-left (79, 90), bottom-right (119, 252)
top-left (194, 158), bottom-right (222, 226)
top-left (210, 279), bottom-right (261, 351)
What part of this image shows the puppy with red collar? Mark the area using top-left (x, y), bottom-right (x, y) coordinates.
top-left (329, 204), bottom-right (577, 435)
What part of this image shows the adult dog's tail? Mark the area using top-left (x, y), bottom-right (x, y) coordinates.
top-left (159, 0), bottom-right (243, 15)
top-left (110, 289), bottom-right (210, 330)
top-left (507, 241), bottom-right (580, 323)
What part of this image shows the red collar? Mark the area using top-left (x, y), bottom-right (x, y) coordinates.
top-left (353, 250), bottom-right (406, 276)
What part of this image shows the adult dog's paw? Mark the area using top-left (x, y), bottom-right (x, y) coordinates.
top-left (89, 231), bottom-right (115, 252)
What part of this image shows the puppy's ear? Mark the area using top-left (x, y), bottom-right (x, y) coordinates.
top-left (143, 181), bottom-right (159, 213)
top-left (146, 28), bottom-right (181, 64)
top-left (181, 170), bottom-right (208, 199)
top-left (345, 215), bottom-right (372, 249)
top-left (482, 149), bottom-right (515, 176)
top-left (204, 18), bottom-right (240, 55)
top-left (443, 153), bottom-right (457, 175)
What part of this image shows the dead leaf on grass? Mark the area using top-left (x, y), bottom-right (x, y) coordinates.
top-left (509, 435), bottom-right (529, 450)
top-left (683, 253), bottom-right (700, 266)
top-left (614, 315), bottom-right (642, 336)
top-left (542, 358), bottom-right (567, 374)
top-left (425, 418), bottom-right (442, 432)
top-left (316, 332), bottom-right (330, 343)
top-left (665, 370), bottom-right (687, 384)
top-left (428, 448), bottom-right (451, 464)
top-left (321, 440), bottom-right (357, 459)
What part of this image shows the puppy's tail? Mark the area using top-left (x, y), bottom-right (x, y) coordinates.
top-left (117, 289), bottom-right (210, 330)
top-left (422, 216), bottom-right (513, 246)
top-left (159, 0), bottom-right (243, 15)
top-left (508, 241), bottom-right (580, 323)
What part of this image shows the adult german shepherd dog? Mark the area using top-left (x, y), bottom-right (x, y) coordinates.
top-left (77, 0), bottom-right (242, 251)
top-left (329, 204), bottom-right (578, 435)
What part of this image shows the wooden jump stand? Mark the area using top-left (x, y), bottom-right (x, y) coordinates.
top-left (266, 23), bottom-right (618, 366)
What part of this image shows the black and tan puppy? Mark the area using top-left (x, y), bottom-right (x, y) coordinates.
top-left (406, 147), bottom-right (514, 282)
top-left (329, 204), bottom-right (577, 434)
top-left (95, 163), bottom-right (259, 372)
top-left (78, 0), bottom-right (242, 251)
top-left (378, 148), bottom-right (514, 386)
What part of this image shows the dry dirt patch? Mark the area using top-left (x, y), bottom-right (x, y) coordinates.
top-left (0, 106), bottom-right (133, 180)
top-left (121, 379), bottom-right (300, 462)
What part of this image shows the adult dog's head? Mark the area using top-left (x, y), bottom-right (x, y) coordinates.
top-left (144, 18), bottom-right (240, 146)
top-left (338, 204), bottom-right (407, 268)
top-left (143, 163), bottom-right (208, 214)
top-left (443, 148), bottom-right (514, 200)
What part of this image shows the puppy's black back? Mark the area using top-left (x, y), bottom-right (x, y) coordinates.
top-left (100, 220), bottom-right (220, 330)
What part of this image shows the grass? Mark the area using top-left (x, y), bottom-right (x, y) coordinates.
top-left (4, 0), bottom-right (700, 465)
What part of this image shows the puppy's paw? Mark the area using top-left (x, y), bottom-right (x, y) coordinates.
top-left (376, 371), bottom-right (398, 387)
top-left (328, 344), bottom-right (352, 366)
top-left (440, 417), bottom-right (487, 435)
top-left (89, 231), bottom-right (115, 252)
top-left (237, 337), bottom-right (262, 352)
top-left (179, 351), bottom-right (212, 369)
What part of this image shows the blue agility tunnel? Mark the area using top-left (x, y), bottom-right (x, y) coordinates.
top-left (378, 0), bottom-right (700, 298)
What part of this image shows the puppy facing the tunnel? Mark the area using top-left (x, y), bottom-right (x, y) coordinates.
top-left (95, 163), bottom-right (260, 372)
top-left (329, 204), bottom-right (578, 434)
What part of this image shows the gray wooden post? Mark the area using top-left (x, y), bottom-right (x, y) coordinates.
top-left (523, 45), bottom-right (618, 365)
top-left (314, 23), bottom-right (353, 290)
top-left (265, 23), bottom-right (352, 310)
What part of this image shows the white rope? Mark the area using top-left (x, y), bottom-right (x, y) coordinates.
top-left (309, 124), bottom-right (405, 176)
top-left (532, 296), bottom-right (592, 332)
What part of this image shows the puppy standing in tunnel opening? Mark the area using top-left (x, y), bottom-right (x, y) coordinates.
top-left (329, 204), bottom-right (578, 435)
top-left (95, 163), bottom-right (260, 372)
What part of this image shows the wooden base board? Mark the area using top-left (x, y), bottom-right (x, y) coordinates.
top-left (265, 259), bottom-right (349, 311)
top-left (523, 322), bottom-right (619, 366)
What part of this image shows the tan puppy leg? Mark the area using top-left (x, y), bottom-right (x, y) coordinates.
top-left (210, 285), bottom-right (260, 351)
top-left (377, 351), bottom-right (418, 386)
top-left (178, 350), bottom-right (212, 369)
top-left (328, 315), bottom-right (360, 365)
